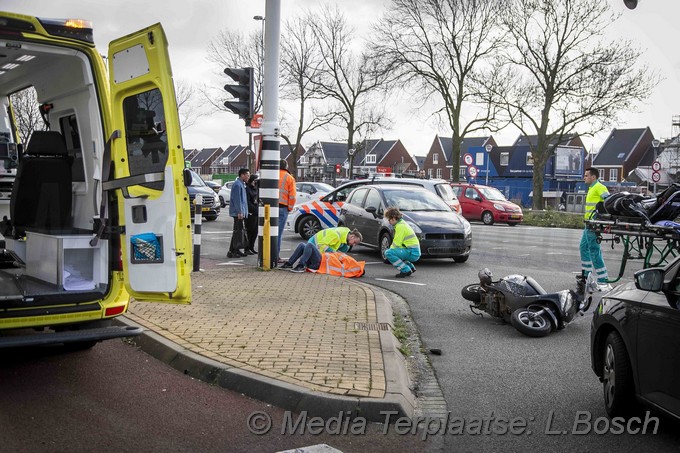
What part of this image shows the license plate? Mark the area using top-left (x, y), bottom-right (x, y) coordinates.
top-left (202, 207), bottom-right (210, 212)
top-left (510, 214), bottom-right (521, 219)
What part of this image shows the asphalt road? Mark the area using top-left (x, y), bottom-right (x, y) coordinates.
top-left (203, 215), bottom-right (680, 451)
top-left (0, 338), bottom-right (422, 453)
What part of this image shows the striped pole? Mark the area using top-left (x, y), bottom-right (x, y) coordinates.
top-left (192, 194), bottom-right (202, 272)
top-left (257, 0), bottom-right (281, 270)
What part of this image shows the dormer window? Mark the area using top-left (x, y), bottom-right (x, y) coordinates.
top-left (366, 154), bottom-right (376, 164)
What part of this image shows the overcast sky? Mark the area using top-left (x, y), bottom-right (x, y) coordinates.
top-left (4, 0), bottom-right (680, 156)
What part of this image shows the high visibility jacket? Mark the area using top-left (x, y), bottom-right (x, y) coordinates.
top-left (279, 170), bottom-right (296, 211)
top-left (309, 252), bottom-right (365, 278)
top-left (310, 227), bottom-right (350, 253)
top-left (392, 219), bottom-right (419, 249)
top-left (585, 180), bottom-right (609, 220)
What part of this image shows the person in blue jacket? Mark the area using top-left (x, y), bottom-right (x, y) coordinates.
top-left (227, 168), bottom-right (250, 258)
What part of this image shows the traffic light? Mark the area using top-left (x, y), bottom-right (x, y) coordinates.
top-left (335, 164), bottom-right (341, 174)
top-left (223, 67), bottom-right (254, 123)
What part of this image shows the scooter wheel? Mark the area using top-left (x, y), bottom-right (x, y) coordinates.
top-left (461, 284), bottom-right (482, 303)
top-left (510, 307), bottom-right (553, 337)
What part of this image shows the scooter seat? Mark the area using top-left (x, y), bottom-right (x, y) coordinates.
top-left (525, 276), bottom-right (547, 295)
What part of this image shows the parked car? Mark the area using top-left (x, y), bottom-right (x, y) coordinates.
top-left (591, 256), bottom-right (680, 420)
top-left (451, 183), bottom-right (523, 226)
top-left (204, 179), bottom-right (221, 194)
top-left (338, 184), bottom-right (472, 262)
top-left (218, 181), bottom-right (235, 208)
top-left (296, 182), bottom-right (334, 205)
top-left (288, 177), bottom-right (461, 240)
top-left (187, 170), bottom-right (220, 221)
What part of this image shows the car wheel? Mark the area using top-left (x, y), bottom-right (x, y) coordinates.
top-left (453, 255), bottom-right (469, 263)
top-left (510, 306), bottom-right (552, 337)
top-left (219, 196), bottom-right (226, 208)
top-left (482, 211), bottom-right (495, 225)
top-left (204, 215), bottom-right (218, 221)
top-left (380, 233), bottom-right (392, 264)
top-left (507, 222), bottom-right (519, 227)
top-left (602, 331), bottom-right (637, 417)
top-left (299, 216), bottom-right (321, 240)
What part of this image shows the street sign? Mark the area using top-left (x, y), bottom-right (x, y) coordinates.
top-left (464, 153), bottom-right (473, 166)
top-left (652, 161), bottom-right (661, 171)
top-left (250, 114), bottom-right (263, 128)
top-left (468, 166), bottom-right (478, 177)
top-left (652, 171), bottom-right (661, 183)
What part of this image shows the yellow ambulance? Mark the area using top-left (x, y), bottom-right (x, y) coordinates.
top-left (0, 12), bottom-right (192, 348)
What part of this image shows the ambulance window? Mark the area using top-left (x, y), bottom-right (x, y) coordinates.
top-left (59, 115), bottom-right (85, 182)
top-left (123, 88), bottom-right (168, 191)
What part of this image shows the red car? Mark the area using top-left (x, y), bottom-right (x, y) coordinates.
top-left (451, 183), bottom-right (523, 226)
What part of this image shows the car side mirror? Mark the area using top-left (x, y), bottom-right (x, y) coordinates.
top-left (183, 168), bottom-right (192, 187)
top-left (634, 268), bottom-right (664, 292)
top-left (365, 206), bottom-right (378, 217)
top-left (337, 194), bottom-right (346, 202)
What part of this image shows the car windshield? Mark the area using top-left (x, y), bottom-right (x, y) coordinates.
top-left (314, 183), bottom-right (334, 192)
top-left (435, 183), bottom-right (457, 202)
top-left (189, 171), bottom-right (207, 187)
top-left (479, 187), bottom-right (507, 201)
top-left (383, 188), bottom-right (451, 212)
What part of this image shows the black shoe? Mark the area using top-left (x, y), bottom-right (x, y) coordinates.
top-left (395, 270), bottom-right (413, 278)
top-left (249, 249), bottom-right (257, 254)
top-left (236, 251), bottom-right (247, 257)
top-left (280, 261), bottom-right (293, 269)
top-left (227, 251), bottom-right (235, 258)
top-left (291, 265), bottom-right (306, 273)
top-left (245, 249), bottom-right (256, 255)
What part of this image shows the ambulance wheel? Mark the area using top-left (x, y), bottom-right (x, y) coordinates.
top-left (482, 211), bottom-right (495, 225)
top-left (299, 216), bottom-right (321, 240)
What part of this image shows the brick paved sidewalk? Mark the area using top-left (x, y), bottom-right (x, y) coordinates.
top-left (126, 267), bottom-right (387, 398)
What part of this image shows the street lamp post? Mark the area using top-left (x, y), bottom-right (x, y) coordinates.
top-left (484, 144), bottom-right (493, 185)
top-left (652, 139), bottom-right (660, 194)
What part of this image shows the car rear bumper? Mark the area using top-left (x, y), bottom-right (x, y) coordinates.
top-left (0, 324), bottom-right (142, 348)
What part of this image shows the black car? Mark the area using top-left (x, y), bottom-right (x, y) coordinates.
top-left (338, 184), bottom-right (472, 262)
top-left (186, 170), bottom-right (220, 221)
top-left (591, 256), bottom-right (680, 419)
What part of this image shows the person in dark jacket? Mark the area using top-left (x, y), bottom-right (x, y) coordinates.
top-left (245, 174), bottom-right (259, 255)
top-left (227, 168), bottom-right (249, 258)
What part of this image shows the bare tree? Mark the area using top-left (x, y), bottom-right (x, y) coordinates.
top-left (9, 87), bottom-right (47, 143)
top-left (204, 29), bottom-right (264, 116)
top-left (488, 0), bottom-right (658, 209)
top-left (372, 0), bottom-right (507, 182)
top-left (307, 5), bottom-right (392, 177)
top-left (174, 79), bottom-right (204, 131)
top-left (280, 15), bottom-right (335, 175)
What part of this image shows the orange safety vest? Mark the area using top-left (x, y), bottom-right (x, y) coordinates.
top-left (279, 170), bottom-right (296, 211)
top-left (309, 252), bottom-right (365, 278)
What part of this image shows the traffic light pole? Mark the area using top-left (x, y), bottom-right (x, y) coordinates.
top-left (257, 0), bottom-right (281, 270)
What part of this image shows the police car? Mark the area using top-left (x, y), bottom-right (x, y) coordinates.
top-left (287, 177), bottom-right (462, 240)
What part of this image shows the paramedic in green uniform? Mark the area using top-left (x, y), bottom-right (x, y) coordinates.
top-left (581, 168), bottom-right (611, 292)
top-left (384, 207), bottom-right (421, 278)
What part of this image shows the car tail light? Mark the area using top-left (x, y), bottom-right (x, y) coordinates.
top-left (105, 305), bottom-right (126, 317)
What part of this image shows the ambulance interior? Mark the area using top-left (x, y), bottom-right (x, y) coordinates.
top-left (0, 37), bottom-right (110, 303)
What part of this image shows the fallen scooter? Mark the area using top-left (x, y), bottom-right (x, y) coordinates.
top-left (460, 269), bottom-right (592, 337)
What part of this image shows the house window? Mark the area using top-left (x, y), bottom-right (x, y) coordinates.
top-left (433, 153), bottom-right (439, 164)
top-left (366, 154), bottom-right (376, 164)
top-left (436, 168), bottom-right (442, 179)
top-left (609, 168), bottom-right (618, 181)
top-left (500, 152), bottom-right (509, 166)
top-left (299, 155), bottom-right (306, 164)
top-left (526, 152), bottom-right (534, 166)
top-left (428, 168), bottom-right (433, 178)
top-left (459, 167), bottom-right (466, 178)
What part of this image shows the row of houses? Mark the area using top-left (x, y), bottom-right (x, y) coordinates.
top-left (184, 126), bottom-right (680, 206)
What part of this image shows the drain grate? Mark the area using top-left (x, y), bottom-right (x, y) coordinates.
top-left (354, 322), bottom-right (391, 331)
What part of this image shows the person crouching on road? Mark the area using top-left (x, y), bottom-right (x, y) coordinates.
top-left (281, 227), bottom-right (362, 273)
top-left (384, 207), bottom-right (421, 278)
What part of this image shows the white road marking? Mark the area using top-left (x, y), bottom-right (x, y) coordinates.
top-left (375, 278), bottom-right (426, 286)
top-left (546, 252), bottom-right (563, 255)
top-left (364, 261), bottom-right (385, 265)
top-left (216, 262), bottom-right (245, 266)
